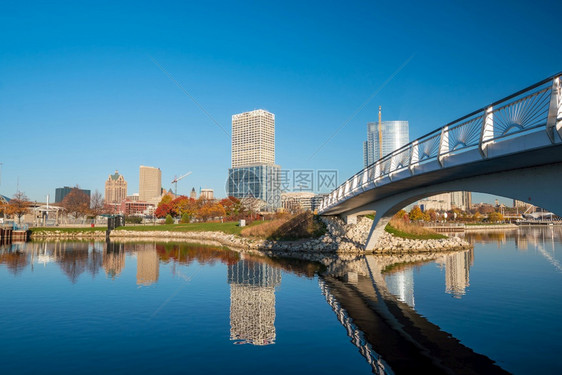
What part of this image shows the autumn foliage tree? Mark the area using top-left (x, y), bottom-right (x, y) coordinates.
top-left (155, 195), bottom-right (227, 222)
top-left (408, 206), bottom-right (426, 222)
top-left (6, 191), bottom-right (31, 224)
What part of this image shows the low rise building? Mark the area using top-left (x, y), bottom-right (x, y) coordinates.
top-left (281, 192), bottom-right (326, 212)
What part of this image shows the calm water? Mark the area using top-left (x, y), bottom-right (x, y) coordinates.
top-left (1, 227), bottom-right (561, 374)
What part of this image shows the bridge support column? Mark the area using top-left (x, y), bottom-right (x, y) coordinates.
top-left (340, 214), bottom-right (358, 225)
top-left (364, 215), bottom-right (393, 251)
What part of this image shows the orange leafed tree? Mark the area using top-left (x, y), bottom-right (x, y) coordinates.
top-left (5, 191), bottom-right (31, 224)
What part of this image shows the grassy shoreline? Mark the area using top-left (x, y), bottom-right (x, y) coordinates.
top-left (31, 216), bottom-right (446, 241)
top-left (384, 223), bottom-right (447, 240)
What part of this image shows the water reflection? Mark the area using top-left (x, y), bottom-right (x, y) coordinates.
top-left (437, 249), bottom-right (474, 298)
top-left (385, 268), bottom-right (415, 307)
top-left (319, 251), bottom-right (508, 374)
top-left (228, 258), bottom-right (281, 346)
top-left (104, 242), bottom-right (125, 280)
top-left (136, 245), bottom-right (159, 285)
top-left (467, 226), bottom-right (562, 274)
top-left (2, 228), bottom-right (561, 374)
top-left (0, 241), bottom-right (241, 284)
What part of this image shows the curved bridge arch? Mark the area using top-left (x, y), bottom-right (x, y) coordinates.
top-left (338, 163), bottom-right (562, 250)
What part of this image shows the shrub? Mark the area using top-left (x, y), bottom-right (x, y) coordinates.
top-left (125, 216), bottom-right (143, 224)
top-left (165, 214), bottom-right (174, 225)
top-left (180, 212), bottom-right (191, 224)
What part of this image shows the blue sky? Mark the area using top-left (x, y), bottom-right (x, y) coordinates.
top-left (1, 0), bottom-right (560, 205)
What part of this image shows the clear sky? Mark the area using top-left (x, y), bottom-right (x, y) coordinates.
top-left (1, 0), bottom-right (560, 205)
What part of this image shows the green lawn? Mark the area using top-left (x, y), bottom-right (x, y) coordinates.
top-left (384, 224), bottom-right (447, 240)
top-left (31, 221), bottom-right (265, 236)
top-left (114, 220), bottom-right (265, 235)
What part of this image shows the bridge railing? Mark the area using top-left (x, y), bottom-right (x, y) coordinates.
top-left (319, 72), bottom-right (562, 213)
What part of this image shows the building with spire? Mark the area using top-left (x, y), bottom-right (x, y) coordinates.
top-left (104, 170), bottom-right (127, 204)
top-left (363, 107), bottom-right (409, 167)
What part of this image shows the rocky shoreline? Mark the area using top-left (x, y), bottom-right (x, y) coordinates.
top-left (31, 216), bottom-right (471, 257)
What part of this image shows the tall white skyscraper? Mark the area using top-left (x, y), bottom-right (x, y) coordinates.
top-left (228, 109), bottom-right (280, 208)
top-left (231, 109), bottom-right (275, 168)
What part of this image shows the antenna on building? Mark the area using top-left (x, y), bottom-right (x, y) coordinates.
top-left (378, 106), bottom-right (383, 159)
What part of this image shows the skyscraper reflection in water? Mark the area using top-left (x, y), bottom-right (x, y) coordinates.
top-left (228, 259), bottom-right (281, 345)
top-left (385, 268), bottom-right (415, 307)
top-left (437, 248), bottom-right (474, 298)
top-left (136, 245), bottom-right (159, 286)
top-left (103, 242), bottom-right (125, 280)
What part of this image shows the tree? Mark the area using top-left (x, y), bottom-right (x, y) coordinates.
top-left (197, 202), bottom-right (226, 222)
top-left (155, 203), bottom-right (172, 218)
top-left (61, 186), bottom-right (90, 219)
top-left (6, 191), bottom-right (31, 224)
top-left (488, 212), bottom-right (504, 223)
top-left (172, 196), bottom-right (198, 218)
top-left (220, 196), bottom-right (244, 217)
top-left (408, 205), bottom-right (425, 221)
top-left (426, 209), bottom-right (438, 222)
top-left (472, 212), bottom-right (482, 222)
top-left (180, 212), bottom-right (191, 223)
top-left (90, 190), bottom-right (105, 218)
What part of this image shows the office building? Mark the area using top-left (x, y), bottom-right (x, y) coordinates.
top-left (104, 170), bottom-right (127, 204)
top-left (231, 109), bottom-right (275, 167)
top-left (363, 107), bottom-right (409, 167)
top-left (418, 191), bottom-right (472, 212)
top-left (55, 186), bottom-right (91, 204)
top-left (451, 191), bottom-right (472, 211)
top-left (228, 109), bottom-right (281, 209)
top-left (200, 188), bottom-right (214, 200)
top-left (227, 165), bottom-right (280, 208)
top-left (126, 193), bottom-right (139, 202)
top-left (139, 165), bottom-right (162, 202)
top-left (281, 192), bottom-right (326, 212)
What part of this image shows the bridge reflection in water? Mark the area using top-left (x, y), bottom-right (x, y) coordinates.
top-left (319, 250), bottom-right (506, 374)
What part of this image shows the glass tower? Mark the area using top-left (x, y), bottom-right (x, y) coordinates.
top-left (363, 120), bottom-right (409, 167)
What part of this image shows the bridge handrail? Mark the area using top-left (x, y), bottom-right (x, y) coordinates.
top-left (320, 72), bottom-right (562, 212)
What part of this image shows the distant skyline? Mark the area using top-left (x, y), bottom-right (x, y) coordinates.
top-left (1, 1), bottom-right (561, 206)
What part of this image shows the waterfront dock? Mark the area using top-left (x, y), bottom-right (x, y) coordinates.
top-left (1, 227), bottom-right (28, 243)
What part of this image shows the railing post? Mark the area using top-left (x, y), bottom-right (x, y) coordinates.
top-left (409, 141), bottom-right (418, 175)
top-left (361, 169), bottom-right (368, 190)
top-left (479, 106), bottom-right (494, 158)
top-left (374, 163), bottom-right (381, 185)
top-left (438, 126), bottom-right (449, 167)
top-left (546, 77), bottom-right (562, 143)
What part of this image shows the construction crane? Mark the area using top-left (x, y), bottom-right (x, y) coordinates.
top-left (171, 171), bottom-right (192, 195)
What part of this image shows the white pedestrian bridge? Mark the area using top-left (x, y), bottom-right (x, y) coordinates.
top-left (318, 72), bottom-right (562, 250)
